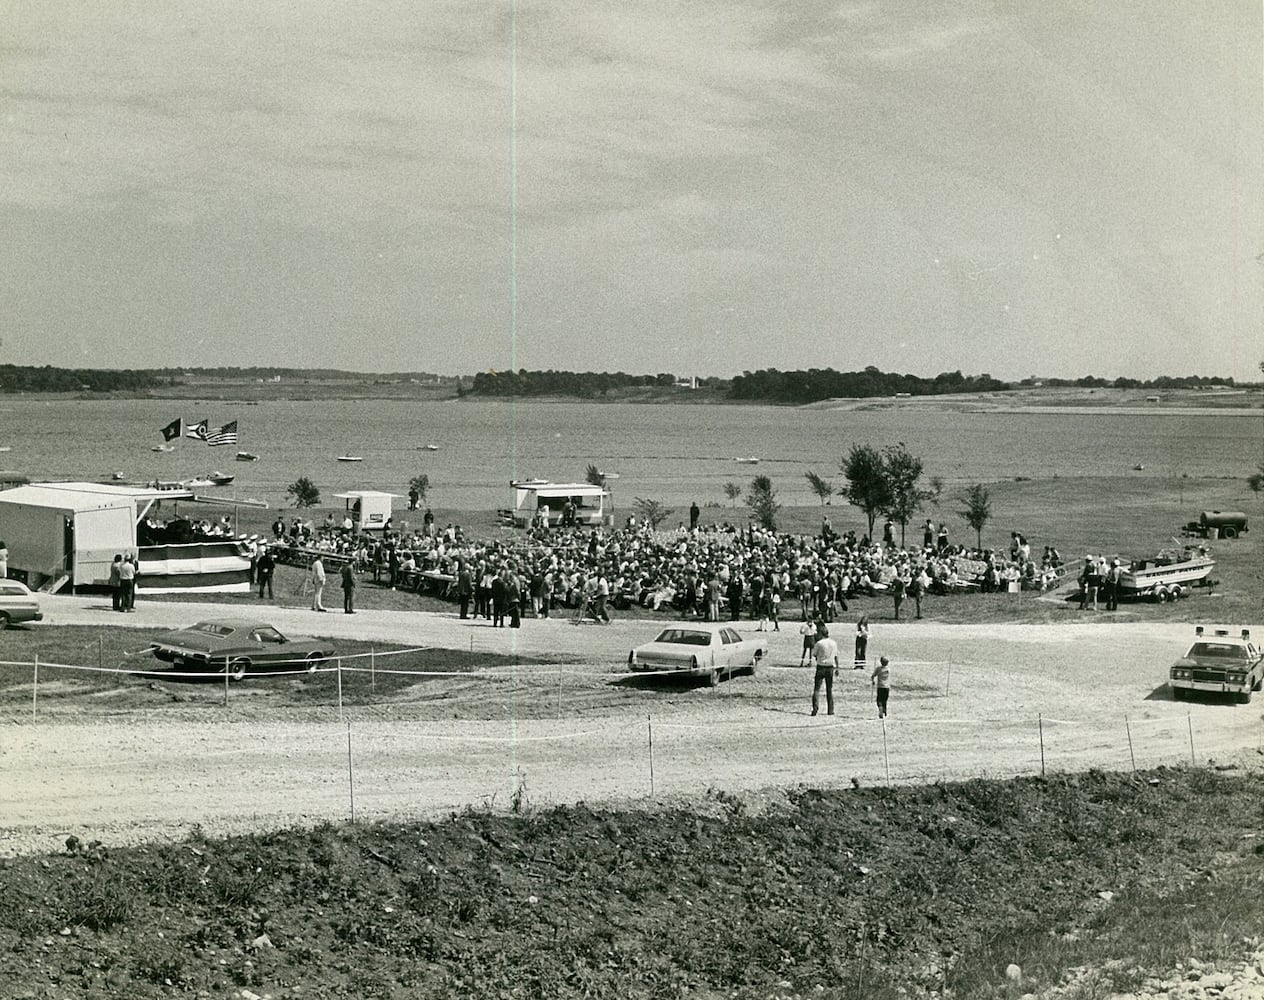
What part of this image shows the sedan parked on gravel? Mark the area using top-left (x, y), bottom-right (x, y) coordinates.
top-left (627, 624), bottom-right (767, 686)
top-left (149, 618), bottom-right (333, 680)
top-left (0, 579), bottom-right (43, 629)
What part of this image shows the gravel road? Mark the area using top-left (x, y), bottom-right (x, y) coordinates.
top-left (3, 595), bottom-right (1261, 858)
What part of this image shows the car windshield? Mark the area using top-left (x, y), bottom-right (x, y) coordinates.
top-left (189, 622), bottom-right (237, 638)
top-left (653, 629), bottom-right (712, 646)
top-left (1187, 642), bottom-right (1248, 661)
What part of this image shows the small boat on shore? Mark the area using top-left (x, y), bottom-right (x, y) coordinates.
top-left (152, 445), bottom-right (175, 453)
top-left (235, 451), bottom-right (258, 462)
top-left (0, 446), bottom-right (11, 453)
top-left (337, 455), bottom-right (364, 463)
top-left (422, 443), bottom-right (439, 451)
top-left (734, 456), bottom-right (760, 465)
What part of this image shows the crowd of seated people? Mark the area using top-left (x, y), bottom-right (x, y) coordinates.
top-left (258, 508), bottom-right (1071, 620)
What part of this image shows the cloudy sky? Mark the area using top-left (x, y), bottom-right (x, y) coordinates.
top-left (2, 1), bottom-right (1260, 380)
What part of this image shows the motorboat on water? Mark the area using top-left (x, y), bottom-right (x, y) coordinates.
top-left (337, 455), bottom-right (364, 462)
top-left (734, 456), bottom-right (760, 464)
top-left (422, 443), bottom-right (439, 451)
top-left (235, 451), bottom-right (259, 462)
top-left (184, 476), bottom-right (217, 489)
top-left (208, 472), bottom-right (235, 486)
top-left (152, 444), bottom-right (175, 453)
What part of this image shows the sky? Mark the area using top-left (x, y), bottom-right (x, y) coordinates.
top-left (1, 1), bottom-right (1261, 381)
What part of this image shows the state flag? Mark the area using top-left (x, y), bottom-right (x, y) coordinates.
top-left (206, 420), bottom-right (238, 447)
top-left (159, 418), bottom-right (182, 442)
top-left (185, 419), bottom-right (209, 441)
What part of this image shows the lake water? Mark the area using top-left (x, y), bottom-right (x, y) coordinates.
top-left (0, 398), bottom-right (1260, 514)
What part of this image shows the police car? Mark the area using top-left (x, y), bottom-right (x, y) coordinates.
top-left (1169, 626), bottom-right (1262, 704)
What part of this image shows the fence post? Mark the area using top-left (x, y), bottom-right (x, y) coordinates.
top-left (945, 657), bottom-right (952, 697)
top-left (31, 655), bottom-right (39, 720)
top-left (1125, 716), bottom-right (1136, 772)
top-left (370, 647), bottom-right (375, 694)
top-left (647, 714), bottom-right (655, 796)
top-left (223, 659), bottom-right (230, 707)
top-left (1187, 713), bottom-right (1195, 765)
top-left (881, 718), bottom-right (890, 786)
top-left (1038, 714), bottom-right (1046, 777)
top-left (337, 658), bottom-right (344, 722)
top-left (98, 636), bottom-right (103, 672)
top-left (346, 721), bottom-right (356, 823)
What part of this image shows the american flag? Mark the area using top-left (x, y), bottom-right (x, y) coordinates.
top-left (206, 420), bottom-right (238, 447)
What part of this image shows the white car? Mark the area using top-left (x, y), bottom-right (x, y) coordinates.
top-left (628, 624), bottom-right (767, 686)
top-left (0, 579), bottom-right (44, 629)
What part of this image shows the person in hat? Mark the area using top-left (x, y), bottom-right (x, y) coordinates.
top-left (1104, 558), bottom-right (1123, 611)
top-left (256, 544), bottom-right (276, 599)
top-left (340, 558), bottom-right (357, 614)
top-left (810, 621), bottom-right (840, 717)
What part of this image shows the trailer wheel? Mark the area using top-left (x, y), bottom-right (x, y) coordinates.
top-left (1221, 526), bottom-right (1238, 539)
top-left (1154, 588), bottom-right (1168, 604)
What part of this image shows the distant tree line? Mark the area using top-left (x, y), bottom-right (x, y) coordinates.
top-left (1025, 374), bottom-right (1240, 389)
top-left (468, 370), bottom-right (701, 398)
top-left (729, 367), bottom-right (1008, 404)
top-left (0, 365), bottom-right (166, 393)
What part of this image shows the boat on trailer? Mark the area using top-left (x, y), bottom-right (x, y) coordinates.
top-left (1120, 548), bottom-right (1216, 602)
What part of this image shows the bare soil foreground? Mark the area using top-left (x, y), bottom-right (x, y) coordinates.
top-left (3, 597), bottom-right (1264, 998)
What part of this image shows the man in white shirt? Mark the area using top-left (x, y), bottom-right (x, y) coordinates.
top-left (810, 623), bottom-right (840, 717)
top-left (310, 555), bottom-right (327, 612)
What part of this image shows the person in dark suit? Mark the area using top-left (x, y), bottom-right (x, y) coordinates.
top-left (456, 560), bottom-right (473, 619)
top-left (491, 569), bottom-right (508, 627)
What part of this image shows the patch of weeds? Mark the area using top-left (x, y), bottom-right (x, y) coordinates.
top-left (707, 786), bottom-right (746, 816)
top-left (131, 940), bottom-right (186, 986)
top-left (64, 865), bottom-right (135, 931)
top-left (510, 767), bottom-right (530, 815)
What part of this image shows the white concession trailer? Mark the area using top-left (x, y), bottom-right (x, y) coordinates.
top-left (0, 482), bottom-right (254, 593)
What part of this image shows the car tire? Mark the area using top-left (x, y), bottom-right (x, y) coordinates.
top-left (305, 652), bottom-right (323, 674)
top-left (1155, 588), bottom-right (1168, 604)
top-left (1172, 686), bottom-right (1185, 701)
top-left (227, 658), bottom-right (250, 682)
top-left (1237, 689), bottom-right (1252, 705)
top-left (707, 667), bottom-right (720, 687)
top-left (747, 649), bottom-right (763, 677)
top-left (0, 612), bottom-right (9, 630)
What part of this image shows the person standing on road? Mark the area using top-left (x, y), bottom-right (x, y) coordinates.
top-left (799, 617), bottom-right (817, 667)
top-left (506, 567), bottom-right (522, 628)
top-left (340, 559), bottom-right (357, 614)
top-left (257, 546), bottom-right (276, 599)
top-left (119, 553), bottom-right (137, 611)
top-left (491, 568), bottom-right (508, 627)
top-left (810, 622), bottom-right (840, 717)
top-left (109, 553), bottom-right (124, 612)
top-left (854, 614), bottom-right (870, 670)
top-left (871, 654), bottom-right (891, 719)
top-left (456, 560), bottom-right (473, 619)
top-left (310, 555), bottom-right (327, 612)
